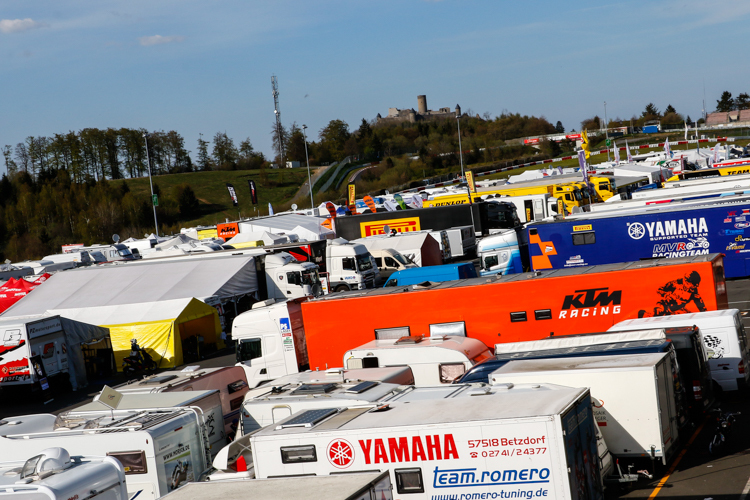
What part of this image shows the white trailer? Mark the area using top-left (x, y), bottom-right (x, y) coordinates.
top-left (352, 232), bottom-right (441, 268)
top-left (71, 391), bottom-right (226, 458)
top-left (344, 335), bottom-right (492, 385)
top-left (112, 367), bottom-right (249, 437)
top-left (247, 383), bottom-right (604, 500)
top-left (0, 316), bottom-right (69, 388)
top-left (0, 409), bottom-right (211, 500)
top-left (167, 471), bottom-right (393, 500)
top-left (490, 353), bottom-right (680, 464)
top-left (608, 309), bottom-right (750, 391)
top-left (0, 447), bottom-right (128, 500)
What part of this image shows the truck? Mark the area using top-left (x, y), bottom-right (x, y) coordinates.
top-left (299, 254), bottom-right (728, 371)
top-left (366, 248), bottom-right (419, 282)
top-left (75, 243), bottom-right (135, 263)
top-left (164, 471), bottom-right (393, 500)
top-left (477, 230), bottom-right (527, 275)
top-left (246, 383), bottom-right (605, 499)
top-left (525, 197), bottom-right (750, 278)
top-left (112, 367), bottom-right (249, 439)
top-left (231, 239), bottom-right (379, 293)
top-left (333, 201), bottom-right (522, 240)
top-left (382, 262), bottom-right (477, 287)
top-left (70, 391), bottom-right (226, 458)
top-left (490, 353), bottom-right (680, 465)
top-left (667, 163), bottom-right (750, 182)
top-left (343, 335), bottom-right (493, 385)
top-left (608, 309), bottom-right (750, 392)
top-left (481, 192), bottom-right (562, 222)
top-left (0, 448), bottom-right (128, 500)
top-left (0, 408), bottom-right (211, 500)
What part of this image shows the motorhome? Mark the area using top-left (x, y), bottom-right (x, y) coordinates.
top-left (0, 408), bottom-right (211, 500)
top-left (0, 448), bottom-right (128, 500)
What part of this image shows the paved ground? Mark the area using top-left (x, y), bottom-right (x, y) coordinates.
top-left (3, 279), bottom-right (750, 498)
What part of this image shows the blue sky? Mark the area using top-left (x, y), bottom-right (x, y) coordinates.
top-left (2, 0), bottom-right (750, 176)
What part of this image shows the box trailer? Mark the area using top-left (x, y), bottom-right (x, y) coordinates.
top-left (0, 447), bottom-right (128, 500)
top-left (113, 367), bottom-right (249, 438)
top-left (248, 383), bottom-right (604, 500)
top-left (0, 409), bottom-right (211, 500)
top-left (608, 309), bottom-right (750, 392)
top-left (490, 353), bottom-right (680, 464)
top-left (167, 471), bottom-right (392, 500)
top-left (344, 335), bottom-right (492, 385)
top-left (299, 254), bottom-right (728, 370)
top-left (526, 197), bottom-right (750, 278)
top-left (71, 390), bottom-right (226, 457)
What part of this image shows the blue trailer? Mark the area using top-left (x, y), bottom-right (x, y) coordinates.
top-left (527, 198), bottom-right (750, 278)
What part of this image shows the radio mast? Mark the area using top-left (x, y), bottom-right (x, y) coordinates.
top-left (271, 75), bottom-right (285, 168)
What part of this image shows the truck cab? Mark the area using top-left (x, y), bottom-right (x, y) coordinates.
top-left (325, 239), bottom-right (377, 292)
top-left (262, 253), bottom-right (321, 300)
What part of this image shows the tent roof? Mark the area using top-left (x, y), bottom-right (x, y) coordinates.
top-left (155, 234), bottom-right (199, 249)
top-left (48, 297), bottom-right (213, 326)
top-left (0, 313), bottom-right (109, 344)
top-left (239, 214), bottom-right (333, 240)
top-left (1, 256), bottom-right (258, 318)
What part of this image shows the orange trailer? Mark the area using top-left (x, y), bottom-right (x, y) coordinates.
top-left (300, 254), bottom-right (728, 370)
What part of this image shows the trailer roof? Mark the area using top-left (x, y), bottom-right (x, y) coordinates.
top-left (528, 194), bottom-right (750, 225)
top-left (70, 390), bottom-right (219, 412)
top-left (493, 352), bottom-right (668, 376)
top-left (307, 254), bottom-right (721, 303)
top-left (162, 472), bottom-right (388, 500)
top-left (254, 383), bottom-right (587, 438)
top-left (494, 329), bottom-right (666, 353)
top-left (609, 308), bottom-right (739, 329)
top-left (113, 367), bottom-right (235, 392)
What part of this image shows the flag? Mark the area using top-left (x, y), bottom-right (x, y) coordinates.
top-left (578, 151), bottom-right (588, 182)
top-left (363, 195), bottom-right (377, 213)
top-left (347, 183), bottom-right (356, 211)
top-left (557, 165), bottom-right (563, 175)
top-left (466, 170), bottom-right (476, 193)
top-left (226, 183), bottom-right (238, 207)
top-left (410, 194), bottom-right (423, 209)
top-left (247, 180), bottom-right (258, 204)
top-left (684, 122), bottom-right (688, 141)
top-left (613, 141), bottom-right (620, 164)
top-left (664, 138), bottom-right (672, 158)
top-left (383, 200), bottom-right (398, 212)
top-left (268, 202), bottom-right (274, 216)
top-left (713, 145), bottom-right (719, 165)
top-left (625, 140), bottom-right (633, 163)
top-left (325, 202), bottom-right (337, 218)
top-left (580, 129), bottom-right (591, 160)
top-left (394, 194), bottom-right (408, 210)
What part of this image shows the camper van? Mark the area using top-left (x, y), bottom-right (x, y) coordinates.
top-left (0, 448), bottom-right (128, 500)
top-left (0, 408), bottom-right (211, 500)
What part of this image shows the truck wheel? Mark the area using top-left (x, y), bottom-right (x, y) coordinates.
top-left (334, 285), bottom-right (350, 292)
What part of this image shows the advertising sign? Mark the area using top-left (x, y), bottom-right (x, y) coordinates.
top-left (217, 222), bottom-right (239, 241)
top-left (359, 217), bottom-right (421, 237)
top-left (348, 183), bottom-right (356, 211)
top-left (226, 183), bottom-right (239, 207)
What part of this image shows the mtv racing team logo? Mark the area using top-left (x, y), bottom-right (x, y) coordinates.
top-left (638, 271), bottom-right (707, 318)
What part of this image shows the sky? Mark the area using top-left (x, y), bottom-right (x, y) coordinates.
top-left (2, 0), bottom-right (750, 176)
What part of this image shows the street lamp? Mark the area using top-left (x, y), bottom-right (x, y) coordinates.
top-left (142, 132), bottom-right (159, 237)
top-left (302, 125), bottom-right (314, 210)
top-left (456, 108), bottom-right (465, 180)
top-left (604, 101), bottom-right (611, 162)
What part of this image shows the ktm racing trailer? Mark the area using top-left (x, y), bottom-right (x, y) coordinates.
top-left (526, 197), bottom-right (750, 278)
top-left (300, 254), bottom-right (727, 370)
top-left (332, 201), bottom-right (522, 240)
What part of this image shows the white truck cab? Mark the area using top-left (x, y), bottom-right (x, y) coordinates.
top-left (344, 335), bottom-right (493, 385)
top-left (262, 253), bottom-right (321, 299)
top-left (325, 239), bottom-right (377, 292)
top-left (477, 230), bottom-right (524, 276)
top-left (368, 248), bottom-right (418, 280)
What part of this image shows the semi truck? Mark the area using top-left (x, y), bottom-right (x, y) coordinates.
top-left (245, 383), bottom-right (605, 499)
top-left (525, 196), bottom-right (750, 278)
top-left (0, 448), bottom-right (128, 500)
top-left (298, 254), bottom-right (727, 370)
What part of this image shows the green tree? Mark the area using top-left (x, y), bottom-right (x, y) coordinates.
top-left (212, 132), bottom-right (239, 170)
top-left (735, 93), bottom-right (750, 110)
top-left (642, 103), bottom-right (660, 118)
top-left (716, 91), bottom-right (734, 112)
top-left (197, 134), bottom-right (212, 171)
top-left (2, 146), bottom-right (17, 175)
top-left (664, 104), bottom-right (676, 114)
top-left (555, 121), bottom-right (564, 133)
top-left (319, 119), bottom-right (350, 160)
top-left (174, 184), bottom-right (199, 217)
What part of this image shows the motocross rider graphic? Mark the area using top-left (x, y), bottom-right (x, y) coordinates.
top-left (639, 271), bottom-right (707, 318)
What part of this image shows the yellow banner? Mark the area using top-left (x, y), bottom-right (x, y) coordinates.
top-left (360, 217), bottom-right (421, 237)
top-left (573, 224), bottom-right (592, 232)
top-left (466, 171), bottom-right (476, 193)
top-left (348, 183), bottom-right (356, 209)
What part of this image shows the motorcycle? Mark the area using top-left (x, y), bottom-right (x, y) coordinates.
top-left (709, 409), bottom-right (740, 455)
top-left (122, 339), bottom-right (156, 376)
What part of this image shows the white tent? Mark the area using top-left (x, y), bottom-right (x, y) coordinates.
top-left (226, 231), bottom-right (288, 246)
top-left (2, 255), bottom-right (259, 318)
top-left (238, 214), bottom-right (334, 241)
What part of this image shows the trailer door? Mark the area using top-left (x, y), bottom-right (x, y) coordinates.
top-left (655, 360), bottom-right (677, 460)
top-left (562, 398), bottom-right (604, 500)
top-left (533, 199), bottom-right (544, 221)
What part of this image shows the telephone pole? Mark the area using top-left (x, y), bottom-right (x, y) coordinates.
top-left (271, 75), bottom-right (285, 168)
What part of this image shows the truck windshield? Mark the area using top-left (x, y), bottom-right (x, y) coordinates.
top-left (393, 254), bottom-right (410, 266)
top-left (581, 187), bottom-right (591, 199)
top-left (485, 203), bottom-right (521, 229)
top-left (573, 189), bottom-right (583, 202)
top-left (356, 254), bottom-right (373, 271)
